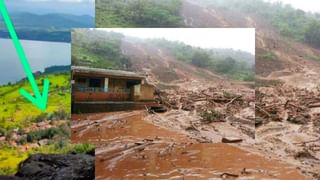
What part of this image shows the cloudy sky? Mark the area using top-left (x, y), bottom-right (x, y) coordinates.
top-left (266, 0), bottom-right (320, 13)
top-left (5, 0), bottom-right (94, 16)
top-left (104, 28), bottom-right (255, 54)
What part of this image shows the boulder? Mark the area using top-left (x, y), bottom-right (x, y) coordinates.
top-left (15, 153), bottom-right (94, 180)
top-left (222, 137), bottom-right (243, 143)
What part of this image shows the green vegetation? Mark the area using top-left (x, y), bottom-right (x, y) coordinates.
top-left (25, 124), bottom-right (70, 143)
top-left (0, 73), bottom-right (87, 176)
top-left (200, 110), bottom-right (224, 123)
top-left (96, 0), bottom-right (183, 27)
top-left (309, 55), bottom-right (320, 62)
top-left (72, 29), bottom-right (255, 81)
top-left (0, 73), bottom-right (71, 131)
top-left (258, 52), bottom-right (277, 61)
top-left (0, 143), bottom-right (95, 175)
top-left (149, 39), bottom-right (255, 81)
top-left (204, 0), bottom-right (320, 47)
top-left (72, 29), bottom-right (130, 69)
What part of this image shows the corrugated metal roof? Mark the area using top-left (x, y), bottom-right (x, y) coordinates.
top-left (71, 66), bottom-right (145, 79)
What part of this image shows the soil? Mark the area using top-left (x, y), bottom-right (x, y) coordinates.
top-left (72, 111), bottom-right (306, 179)
top-left (71, 0), bottom-right (320, 178)
top-left (178, 1), bottom-right (320, 178)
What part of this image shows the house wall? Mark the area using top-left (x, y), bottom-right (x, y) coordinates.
top-left (108, 78), bottom-right (128, 93)
top-left (73, 92), bottom-right (129, 101)
top-left (139, 84), bottom-right (155, 101)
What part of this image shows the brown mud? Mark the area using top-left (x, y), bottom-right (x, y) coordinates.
top-left (72, 111), bottom-right (307, 179)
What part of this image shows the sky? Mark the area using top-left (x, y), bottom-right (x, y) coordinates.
top-left (104, 28), bottom-right (255, 54)
top-left (266, 0), bottom-right (320, 13)
top-left (5, 0), bottom-right (94, 16)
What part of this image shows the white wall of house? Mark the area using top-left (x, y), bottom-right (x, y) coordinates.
top-left (104, 78), bottom-right (109, 92)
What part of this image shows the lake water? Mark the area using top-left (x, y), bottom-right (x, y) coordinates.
top-left (0, 38), bottom-right (70, 85)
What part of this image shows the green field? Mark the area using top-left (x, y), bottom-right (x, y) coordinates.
top-left (0, 73), bottom-right (70, 130)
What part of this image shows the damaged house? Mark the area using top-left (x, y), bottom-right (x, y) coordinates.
top-left (71, 66), bottom-right (156, 113)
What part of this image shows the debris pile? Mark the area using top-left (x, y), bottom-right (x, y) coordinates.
top-left (256, 85), bottom-right (320, 126)
top-left (256, 84), bottom-right (320, 179)
top-left (144, 86), bottom-right (255, 142)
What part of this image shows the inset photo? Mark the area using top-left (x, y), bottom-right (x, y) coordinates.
top-left (73, 28), bottom-right (296, 179)
top-left (0, 0), bottom-right (95, 179)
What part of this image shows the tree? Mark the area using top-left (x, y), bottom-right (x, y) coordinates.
top-left (305, 20), bottom-right (320, 47)
top-left (191, 51), bottom-right (211, 67)
top-left (216, 57), bottom-right (236, 73)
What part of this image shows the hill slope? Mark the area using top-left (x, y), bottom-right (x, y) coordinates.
top-left (181, 0), bottom-right (320, 89)
top-left (72, 29), bottom-right (254, 86)
top-left (0, 13), bottom-right (94, 42)
top-left (180, 0), bottom-right (320, 178)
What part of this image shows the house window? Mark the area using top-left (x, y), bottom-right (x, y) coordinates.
top-left (89, 78), bottom-right (102, 88)
top-left (77, 78), bottom-right (86, 84)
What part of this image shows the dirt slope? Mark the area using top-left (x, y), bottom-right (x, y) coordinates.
top-left (121, 37), bottom-right (225, 87)
top-left (182, 0), bottom-right (320, 89)
top-left (179, 0), bottom-right (320, 179)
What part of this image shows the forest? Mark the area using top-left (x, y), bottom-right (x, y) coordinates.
top-left (149, 39), bottom-right (255, 81)
top-left (72, 29), bottom-right (254, 81)
top-left (96, 0), bottom-right (183, 27)
top-left (203, 0), bottom-right (320, 47)
top-left (72, 29), bottom-right (130, 69)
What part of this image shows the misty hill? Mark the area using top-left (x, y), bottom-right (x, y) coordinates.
top-left (0, 13), bottom-right (94, 42)
top-left (177, 0), bottom-right (320, 89)
top-left (72, 29), bottom-right (254, 82)
top-left (44, 65), bottom-right (70, 74)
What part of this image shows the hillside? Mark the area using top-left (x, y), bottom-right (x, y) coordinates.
top-left (0, 13), bottom-right (94, 42)
top-left (0, 72), bottom-right (93, 175)
top-left (96, 0), bottom-right (183, 27)
top-left (178, 0), bottom-right (320, 179)
top-left (72, 29), bottom-right (254, 83)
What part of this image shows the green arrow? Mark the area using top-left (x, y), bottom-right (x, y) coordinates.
top-left (0, 0), bottom-right (50, 111)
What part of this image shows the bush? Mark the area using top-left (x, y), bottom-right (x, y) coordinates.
top-left (0, 127), bottom-right (7, 136)
top-left (97, 0), bottom-right (183, 27)
top-left (258, 52), bottom-right (277, 61)
top-left (48, 109), bottom-right (69, 120)
top-left (0, 167), bottom-right (16, 176)
top-left (26, 124), bottom-right (70, 143)
top-left (200, 110), bottom-right (224, 123)
top-left (70, 144), bottom-right (95, 154)
top-left (33, 113), bottom-right (48, 123)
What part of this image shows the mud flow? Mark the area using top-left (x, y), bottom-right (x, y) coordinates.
top-left (72, 111), bottom-right (306, 179)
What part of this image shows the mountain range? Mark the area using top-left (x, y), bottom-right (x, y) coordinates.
top-left (0, 12), bottom-right (94, 42)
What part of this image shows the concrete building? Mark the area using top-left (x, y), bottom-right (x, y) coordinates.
top-left (71, 66), bottom-right (156, 113)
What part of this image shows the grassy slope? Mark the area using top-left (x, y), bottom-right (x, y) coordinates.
top-left (72, 46), bottom-right (120, 69)
top-left (0, 74), bottom-right (70, 130)
top-left (0, 73), bottom-right (77, 175)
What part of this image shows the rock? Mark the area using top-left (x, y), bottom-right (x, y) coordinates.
top-left (181, 103), bottom-right (195, 111)
top-left (15, 153), bottom-right (94, 180)
top-left (38, 139), bottom-right (49, 146)
top-left (222, 137), bottom-right (243, 143)
top-left (0, 176), bottom-right (26, 180)
top-left (149, 106), bottom-right (167, 113)
top-left (287, 114), bottom-right (309, 125)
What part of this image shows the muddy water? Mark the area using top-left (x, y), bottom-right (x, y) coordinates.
top-left (72, 111), bottom-right (307, 179)
top-left (71, 111), bottom-right (189, 144)
top-left (96, 142), bottom-right (306, 179)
